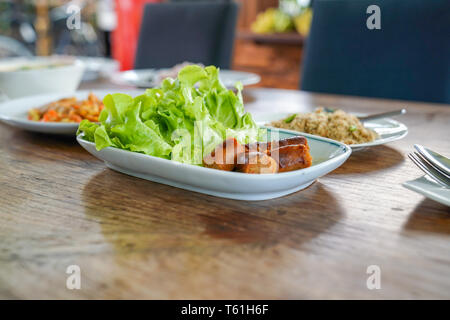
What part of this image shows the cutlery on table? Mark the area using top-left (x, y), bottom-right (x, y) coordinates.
top-left (414, 144), bottom-right (450, 177)
top-left (408, 150), bottom-right (450, 187)
top-left (358, 109), bottom-right (406, 122)
top-left (324, 108), bottom-right (406, 122)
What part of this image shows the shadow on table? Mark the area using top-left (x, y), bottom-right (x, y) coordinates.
top-left (7, 127), bottom-right (80, 148)
top-left (81, 169), bottom-right (344, 253)
top-left (331, 145), bottom-right (404, 175)
top-left (6, 125), bottom-right (78, 143)
top-left (402, 198), bottom-right (450, 235)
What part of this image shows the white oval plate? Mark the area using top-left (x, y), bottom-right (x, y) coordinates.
top-left (0, 89), bottom-right (144, 135)
top-left (77, 128), bottom-right (351, 201)
top-left (110, 68), bottom-right (261, 89)
top-left (252, 112), bottom-right (408, 151)
top-left (403, 175), bottom-right (450, 207)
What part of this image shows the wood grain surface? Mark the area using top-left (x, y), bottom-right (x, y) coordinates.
top-left (0, 87), bottom-right (449, 299)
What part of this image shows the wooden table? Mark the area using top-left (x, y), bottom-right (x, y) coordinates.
top-left (1, 87), bottom-right (449, 299)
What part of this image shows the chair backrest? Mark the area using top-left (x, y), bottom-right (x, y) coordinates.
top-left (301, 0), bottom-right (450, 104)
top-left (135, 1), bottom-right (238, 69)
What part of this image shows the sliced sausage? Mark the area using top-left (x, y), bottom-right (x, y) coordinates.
top-left (245, 136), bottom-right (308, 154)
top-left (203, 137), bottom-right (245, 171)
top-left (235, 152), bottom-right (278, 174)
top-left (269, 144), bottom-right (312, 172)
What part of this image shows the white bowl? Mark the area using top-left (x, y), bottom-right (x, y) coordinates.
top-left (0, 56), bottom-right (84, 99)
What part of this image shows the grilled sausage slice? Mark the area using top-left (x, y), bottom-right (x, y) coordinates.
top-left (204, 136), bottom-right (312, 173)
top-left (203, 138), bottom-right (245, 171)
top-left (269, 144), bottom-right (312, 172)
top-left (245, 136), bottom-right (308, 154)
top-left (235, 152), bottom-right (278, 174)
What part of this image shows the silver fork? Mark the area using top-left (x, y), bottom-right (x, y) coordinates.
top-left (414, 144), bottom-right (450, 177)
top-left (408, 152), bottom-right (450, 187)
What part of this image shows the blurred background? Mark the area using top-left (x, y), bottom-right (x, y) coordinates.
top-left (0, 0), bottom-right (313, 89)
top-left (0, 0), bottom-right (448, 103)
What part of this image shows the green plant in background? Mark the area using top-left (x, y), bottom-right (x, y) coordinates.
top-left (251, 8), bottom-right (294, 34)
top-left (274, 9), bottom-right (294, 32)
top-left (251, 0), bottom-right (312, 36)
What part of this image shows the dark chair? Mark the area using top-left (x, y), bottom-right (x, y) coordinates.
top-left (301, 0), bottom-right (450, 104)
top-left (135, 1), bottom-right (238, 69)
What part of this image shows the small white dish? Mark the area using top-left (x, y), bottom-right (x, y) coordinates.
top-left (0, 56), bottom-right (85, 99)
top-left (76, 56), bottom-right (119, 81)
top-left (403, 176), bottom-right (450, 207)
top-left (77, 128), bottom-right (352, 201)
top-left (253, 112), bottom-right (408, 151)
top-left (0, 89), bottom-right (144, 135)
top-left (110, 68), bottom-right (261, 89)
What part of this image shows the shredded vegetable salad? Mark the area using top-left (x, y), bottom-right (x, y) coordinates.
top-left (28, 93), bottom-right (104, 123)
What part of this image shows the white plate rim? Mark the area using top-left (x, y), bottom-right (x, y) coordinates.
top-left (110, 68), bottom-right (261, 88)
top-left (0, 89), bottom-right (145, 134)
top-left (76, 128), bottom-right (352, 180)
top-left (76, 126), bottom-right (352, 200)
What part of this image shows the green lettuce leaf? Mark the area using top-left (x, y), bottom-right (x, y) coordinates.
top-left (77, 119), bottom-right (98, 141)
top-left (94, 125), bottom-right (116, 150)
top-left (77, 65), bottom-right (261, 165)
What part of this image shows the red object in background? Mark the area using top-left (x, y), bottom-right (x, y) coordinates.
top-left (112, 0), bottom-right (163, 71)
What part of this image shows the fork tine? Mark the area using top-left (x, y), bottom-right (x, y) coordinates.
top-left (413, 152), bottom-right (450, 184)
top-left (414, 149), bottom-right (450, 179)
top-left (414, 144), bottom-right (450, 177)
top-left (408, 153), bottom-right (450, 187)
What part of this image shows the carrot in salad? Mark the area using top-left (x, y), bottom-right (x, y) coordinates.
top-left (28, 93), bottom-right (104, 123)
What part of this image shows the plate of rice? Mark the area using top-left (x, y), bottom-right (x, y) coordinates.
top-left (254, 107), bottom-right (408, 151)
